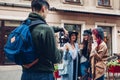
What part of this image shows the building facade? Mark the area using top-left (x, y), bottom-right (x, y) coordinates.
top-left (0, 0), bottom-right (120, 65)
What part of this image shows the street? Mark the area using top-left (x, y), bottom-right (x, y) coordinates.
top-left (0, 65), bottom-right (61, 80)
top-left (0, 65), bottom-right (120, 80)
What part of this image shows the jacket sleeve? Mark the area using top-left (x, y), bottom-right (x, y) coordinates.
top-left (45, 27), bottom-right (63, 64)
top-left (94, 44), bottom-right (107, 60)
top-left (52, 26), bottom-right (64, 33)
top-left (63, 51), bottom-right (73, 61)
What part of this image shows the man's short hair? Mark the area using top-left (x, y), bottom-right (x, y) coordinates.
top-left (31, 0), bottom-right (50, 11)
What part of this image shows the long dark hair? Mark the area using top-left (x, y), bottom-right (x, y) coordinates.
top-left (82, 34), bottom-right (92, 54)
top-left (69, 32), bottom-right (78, 43)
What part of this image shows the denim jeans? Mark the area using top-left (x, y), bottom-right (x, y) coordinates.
top-left (21, 72), bottom-right (54, 80)
top-left (96, 75), bottom-right (104, 80)
top-left (80, 61), bottom-right (89, 76)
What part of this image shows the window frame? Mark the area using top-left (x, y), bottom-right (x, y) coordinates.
top-left (95, 22), bottom-right (117, 56)
top-left (63, 0), bottom-right (83, 5)
top-left (65, 0), bottom-right (80, 3)
top-left (98, 0), bottom-right (111, 7)
top-left (98, 26), bottom-right (112, 55)
top-left (61, 20), bottom-right (86, 43)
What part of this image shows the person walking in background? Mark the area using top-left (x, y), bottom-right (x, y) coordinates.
top-left (21, 0), bottom-right (68, 80)
top-left (90, 27), bottom-right (108, 80)
top-left (59, 31), bottom-right (79, 80)
top-left (79, 29), bottom-right (92, 80)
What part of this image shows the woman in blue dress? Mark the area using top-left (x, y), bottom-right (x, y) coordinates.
top-left (59, 31), bottom-right (80, 80)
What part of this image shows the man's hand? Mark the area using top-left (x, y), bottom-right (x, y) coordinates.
top-left (62, 27), bottom-right (68, 37)
top-left (65, 45), bottom-right (69, 51)
top-left (92, 41), bottom-right (97, 50)
top-left (79, 43), bottom-right (84, 50)
top-left (23, 59), bottom-right (39, 69)
top-left (90, 42), bottom-right (97, 57)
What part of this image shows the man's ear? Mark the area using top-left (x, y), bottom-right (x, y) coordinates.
top-left (41, 6), bottom-right (46, 13)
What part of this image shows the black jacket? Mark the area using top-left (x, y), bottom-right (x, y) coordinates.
top-left (22, 12), bottom-right (63, 72)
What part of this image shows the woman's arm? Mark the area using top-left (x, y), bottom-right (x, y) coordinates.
top-left (63, 43), bottom-right (72, 60)
top-left (92, 43), bottom-right (107, 60)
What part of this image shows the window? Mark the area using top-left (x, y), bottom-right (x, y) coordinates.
top-left (64, 24), bottom-right (81, 43)
top-left (64, 0), bottom-right (84, 5)
top-left (98, 26), bottom-right (112, 55)
top-left (59, 24), bottom-right (81, 47)
top-left (98, 0), bottom-right (110, 6)
top-left (65, 0), bottom-right (80, 3)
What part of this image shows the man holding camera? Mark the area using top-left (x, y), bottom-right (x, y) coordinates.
top-left (21, 0), bottom-right (68, 80)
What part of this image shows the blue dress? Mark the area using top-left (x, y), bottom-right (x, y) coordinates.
top-left (60, 43), bottom-right (80, 80)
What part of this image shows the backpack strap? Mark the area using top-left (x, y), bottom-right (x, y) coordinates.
top-left (26, 19), bottom-right (46, 32)
top-left (23, 19), bottom-right (46, 28)
top-left (22, 19), bottom-right (46, 68)
top-left (21, 19), bottom-right (46, 48)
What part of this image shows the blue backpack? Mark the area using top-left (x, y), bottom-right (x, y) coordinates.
top-left (4, 19), bottom-right (44, 65)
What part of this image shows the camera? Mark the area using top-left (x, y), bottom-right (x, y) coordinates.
top-left (59, 31), bottom-right (69, 47)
